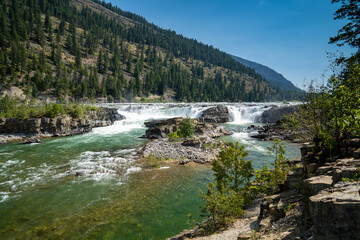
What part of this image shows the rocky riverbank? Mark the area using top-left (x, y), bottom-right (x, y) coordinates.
top-left (140, 116), bottom-right (232, 164)
top-left (0, 107), bottom-right (124, 143)
top-left (169, 141), bottom-right (360, 240)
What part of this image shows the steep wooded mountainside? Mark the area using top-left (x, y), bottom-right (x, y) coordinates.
top-left (232, 55), bottom-right (302, 92)
top-left (0, 0), bottom-right (303, 102)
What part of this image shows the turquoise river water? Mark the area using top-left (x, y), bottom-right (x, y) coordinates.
top-left (0, 103), bottom-right (301, 240)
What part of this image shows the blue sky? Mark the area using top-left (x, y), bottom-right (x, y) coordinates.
top-left (108, 0), bottom-right (353, 88)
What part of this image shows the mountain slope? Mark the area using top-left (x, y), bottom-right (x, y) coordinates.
top-left (232, 55), bottom-right (301, 92)
top-left (0, 0), bottom-right (299, 102)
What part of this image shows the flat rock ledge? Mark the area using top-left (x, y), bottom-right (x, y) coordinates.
top-left (0, 107), bottom-right (124, 143)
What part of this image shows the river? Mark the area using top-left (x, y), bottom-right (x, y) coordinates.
top-left (0, 102), bottom-right (300, 239)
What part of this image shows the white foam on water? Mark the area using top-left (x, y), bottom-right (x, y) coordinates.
top-left (0, 192), bottom-right (9, 202)
top-left (228, 105), bottom-right (265, 124)
top-left (0, 159), bottom-right (25, 169)
top-left (230, 132), bottom-right (267, 153)
top-left (67, 150), bottom-right (139, 181)
top-left (125, 166), bottom-right (142, 175)
top-left (91, 120), bottom-right (145, 135)
top-left (159, 166), bottom-right (170, 170)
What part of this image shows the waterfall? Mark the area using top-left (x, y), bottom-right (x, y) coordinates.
top-left (92, 102), bottom-right (294, 135)
top-left (227, 105), bottom-right (268, 124)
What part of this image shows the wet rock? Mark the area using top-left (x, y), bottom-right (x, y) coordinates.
top-left (250, 121), bottom-right (295, 141)
top-left (309, 182), bottom-right (360, 239)
top-left (23, 137), bottom-right (41, 144)
top-left (256, 105), bottom-right (298, 123)
top-left (198, 105), bottom-right (231, 123)
top-left (144, 117), bottom-right (183, 139)
top-left (181, 137), bottom-right (201, 147)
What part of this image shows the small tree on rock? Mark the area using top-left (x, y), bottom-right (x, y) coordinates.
top-left (179, 117), bottom-right (195, 139)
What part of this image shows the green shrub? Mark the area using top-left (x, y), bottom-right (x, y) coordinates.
top-left (45, 103), bottom-right (65, 118)
top-left (179, 117), bottom-right (195, 139)
top-left (252, 140), bottom-right (289, 195)
top-left (168, 129), bottom-right (181, 141)
top-left (197, 140), bottom-right (290, 233)
top-left (200, 142), bottom-right (253, 233)
top-left (0, 96), bottom-right (98, 119)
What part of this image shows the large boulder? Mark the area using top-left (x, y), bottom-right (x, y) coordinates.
top-left (198, 105), bottom-right (231, 123)
top-left (256, 105), bottom-right (298, 123)
top-left (144, 117), bottom-right (184, 139)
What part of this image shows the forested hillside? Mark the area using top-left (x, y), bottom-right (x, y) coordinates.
top-left (232, 55), bottom-right (302, 92)
top-left (0, 0), bottom-right (303, 102)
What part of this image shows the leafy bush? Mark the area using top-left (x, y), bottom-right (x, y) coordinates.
top-left (285, 63), bottom-right (360, 155)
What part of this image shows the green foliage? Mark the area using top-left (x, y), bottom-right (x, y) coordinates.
top-left (0, 96), bottom-right (97, 119)
top-left (45, 103), bottom-right (65, 118)
top-left (200, 182), bottom-right (244, 233)
top-left (196, 140), bottom-right (291, 233)
top-left (285, 0), bottom-right (360, 154)
top-left (200, 142), bottom-right (253, 233)
top-left (285, 63), bottom-right (360, 154)
top-left (212, 142), bottom-right (253, 192)
top-left (252, 140), bottom-right (289, 195)
top-left (329, 0), bottom-right (360, 62)
top-left (179, 117), bottom-right (195, 139)
top-left (167, 129), bottom-right (181, 141)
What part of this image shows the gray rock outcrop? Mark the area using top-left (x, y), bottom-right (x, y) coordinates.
top-left (0, 107), bottom-right (124, 143)
top-left (143, 117), bottom-right (231, 139)
top-left (256, 105), bottom-right (298, 123)
top-left (300, 142), bottom-right (360, 239)
top-left (250, 121), bottom-right (296, 141)
top-left (144, 117), bottom-right (183, 139)
top-left (309, 182), bottom-right (360, 240)
top-left (198, 105), bottom-right (231, 123)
